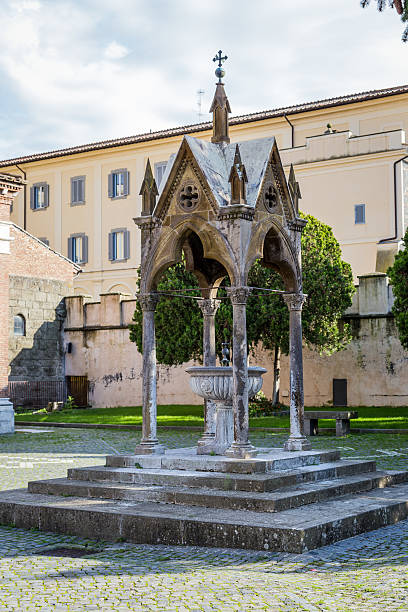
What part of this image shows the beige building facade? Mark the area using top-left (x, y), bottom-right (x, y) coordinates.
top-left (1, 84), bottom-right (408, 296)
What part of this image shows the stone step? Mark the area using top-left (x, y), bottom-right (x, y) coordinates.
top-left (105, 448), bottom-right (341, 474)
top-left (28, 470), bottom-right (408, 513)
top-left (2, 481), bottom-right (408, 552)
top-left (68, 459), bottom-right (377, 493)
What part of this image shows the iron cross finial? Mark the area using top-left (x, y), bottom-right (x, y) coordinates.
top-left (213, 50), bottom-right (228, 83)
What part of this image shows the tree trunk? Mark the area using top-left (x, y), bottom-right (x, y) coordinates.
top-left (271, 345), bottom-right (281, 406)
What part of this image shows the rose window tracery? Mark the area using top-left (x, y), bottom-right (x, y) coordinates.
top-left (177, 181), bottom-right (201, 211)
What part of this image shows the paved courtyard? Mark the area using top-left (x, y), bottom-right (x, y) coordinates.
top-left (1, 426), bottom-right (408, 611)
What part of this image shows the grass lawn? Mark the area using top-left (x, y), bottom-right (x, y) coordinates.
top-left (14, 404), bottom-right (408, 430)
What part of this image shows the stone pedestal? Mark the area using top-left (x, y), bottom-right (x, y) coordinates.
top-left (187, 366), bottom-right (265, 456)
top-left (0, 398), bottom-right (15, 434)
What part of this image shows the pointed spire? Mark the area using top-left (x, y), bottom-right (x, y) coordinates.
top-left (228, 144), bottom-right (248, 205)
top-left (288, 164), bottom-right (301, 212)
top-left (209, 50), bottom-right (231, 144)
top-left (139, 159), bottom-right (159, 216)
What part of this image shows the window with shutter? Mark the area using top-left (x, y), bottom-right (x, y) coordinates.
top-left (354, 204), bottom-right (365, 224)
top-left (71, 176), bottom-right (85, 205)
top-left (109, 228), bottom-right (129, 261)
top-left (31, 182), bottom-right (49, 210)
top-left (68, 233), bottom-right (88, 264)
top-left (109, 169), bottom-right (129, 199)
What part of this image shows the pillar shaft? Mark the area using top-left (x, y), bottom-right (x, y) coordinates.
top-left (197, 299), bottom-right (219, 452)
top-left (225, 287), bottom-right (257, 458)
top-left (283, 293), bottom-right (311, 451)
top-left (135, 293), bottom-right (164, 454)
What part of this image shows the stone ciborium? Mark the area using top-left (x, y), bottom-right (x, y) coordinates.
top-left (186, 366), bottom-right (266, 455)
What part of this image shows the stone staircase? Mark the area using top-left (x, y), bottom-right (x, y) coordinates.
top-left (1, 447), bottom-right (408, 553)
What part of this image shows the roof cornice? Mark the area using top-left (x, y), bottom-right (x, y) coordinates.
top-left (1, 83), bottom-right (408, 168)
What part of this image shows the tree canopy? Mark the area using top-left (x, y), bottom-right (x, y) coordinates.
top-left (361, 0), bottom-right (408, 41)
top-left (387, 227), bottom-right (408, 349)
top-left (129, 214), bottom-right (355, 402)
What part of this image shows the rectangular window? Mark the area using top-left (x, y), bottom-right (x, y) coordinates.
top-left (354, 204), bottom-right (365, 224)
top-left (68, 234), bottom-right (88, 264)
top-left (71, 176), bottom-right (85, 205)
top-left (109, 229), bottom-right (130, 261)
top-left (72, 236), bottom-right (83, 263)
top-left (39, 237), bottom-right (49, 246)
top-left (30, 182), bottom-right (49, 210)
top-left (108, 169), bottom-right (129, 199)
top-left (154, 161), bottom-right (167, 188)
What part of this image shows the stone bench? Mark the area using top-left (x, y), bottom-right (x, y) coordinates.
top-left (304, 411), bottom-right (358, 437)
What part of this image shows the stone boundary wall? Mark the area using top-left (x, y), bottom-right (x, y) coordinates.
top-left (64, 274), bottom-right (408, 408)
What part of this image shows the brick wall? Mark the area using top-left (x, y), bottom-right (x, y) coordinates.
top-left (9, 225), bottom-right (77, 282)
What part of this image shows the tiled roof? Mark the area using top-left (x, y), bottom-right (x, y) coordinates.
top-left (1, 83), bottom-right (408, 167)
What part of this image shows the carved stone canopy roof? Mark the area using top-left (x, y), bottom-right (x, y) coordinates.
top-left (157, 135), bottom-right (282, 210)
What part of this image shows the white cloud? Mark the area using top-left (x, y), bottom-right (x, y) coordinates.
top-left (9, 0), bottom-right (41, 12)
top-left (104, 41), bottom-right (129, 61)
top-left (0, 0), bottom-right (406, 160)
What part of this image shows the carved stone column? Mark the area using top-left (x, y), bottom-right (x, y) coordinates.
top-left (197, 298), bottom-right (220, 452)
top-left (135, 293), bottom-right (164, 455)
top-left (282, 293), bottom-right (311, 451)
top-left (225, 287), bottom-right (257, 458)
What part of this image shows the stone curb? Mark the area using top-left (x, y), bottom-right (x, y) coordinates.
top-left (14, 421), bottom-right (408, 434)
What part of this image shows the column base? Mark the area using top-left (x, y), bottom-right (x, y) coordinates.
top-left (284, 435), bottom-right (312, 452)
top-left (134, 441), bottom-right (165, 455)
top-left (224, 442), bottom-right (258, 459)
top-left (196, 434), bottom-right (216, 455)
top-left (0, 398), bottom-right (15, 435)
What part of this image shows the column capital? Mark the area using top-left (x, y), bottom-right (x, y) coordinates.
top-left (283, 292), bottom-right (307, 311)
top-left (198, 298), bottom-right (220, 316)
top-left (137, 293), bottom-right (160, 312)
top-left (226, 286), bottom-right (252, 305)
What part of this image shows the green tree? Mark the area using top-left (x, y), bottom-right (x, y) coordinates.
top-left (129, 214), bottom-right (355, 405)
top-left (129, 263), bottom-right (202, 366)
top-left (361, 0), bottom-right (408, 41)
top-left (387, 228), bottom-right (408, 349)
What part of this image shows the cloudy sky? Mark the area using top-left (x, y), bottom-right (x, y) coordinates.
top-left (0, 0), bottom-right (406, 160)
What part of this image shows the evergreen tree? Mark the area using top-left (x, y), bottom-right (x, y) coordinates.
top-left (387, 228), bottom-right (408, 349)
top-left (361, 0), bottom-right (408, 41)
top-left (129, 214), bottom-right (355, 404)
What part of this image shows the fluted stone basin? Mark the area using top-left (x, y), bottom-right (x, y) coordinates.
top-left (186, 366), bottom-right (266, 455)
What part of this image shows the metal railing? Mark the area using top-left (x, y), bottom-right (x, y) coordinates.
top-left (8, 380), bottom-right (67, 410)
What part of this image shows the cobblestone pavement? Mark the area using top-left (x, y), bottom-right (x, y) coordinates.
top-left (0, 426), bottom-right (408, 611)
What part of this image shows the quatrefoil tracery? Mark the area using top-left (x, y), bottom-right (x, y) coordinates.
top-left (177, 181), bottom-right (201, 211)
top-left (264, 183), bottom-right (278, 212)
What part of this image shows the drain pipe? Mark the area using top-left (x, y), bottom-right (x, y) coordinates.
top-left (15, 164), bottom-right (27, 230)
top-left (283, 114), bottom-right (295, 148)
top-left (378, 153), bottom-right (408, 244)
